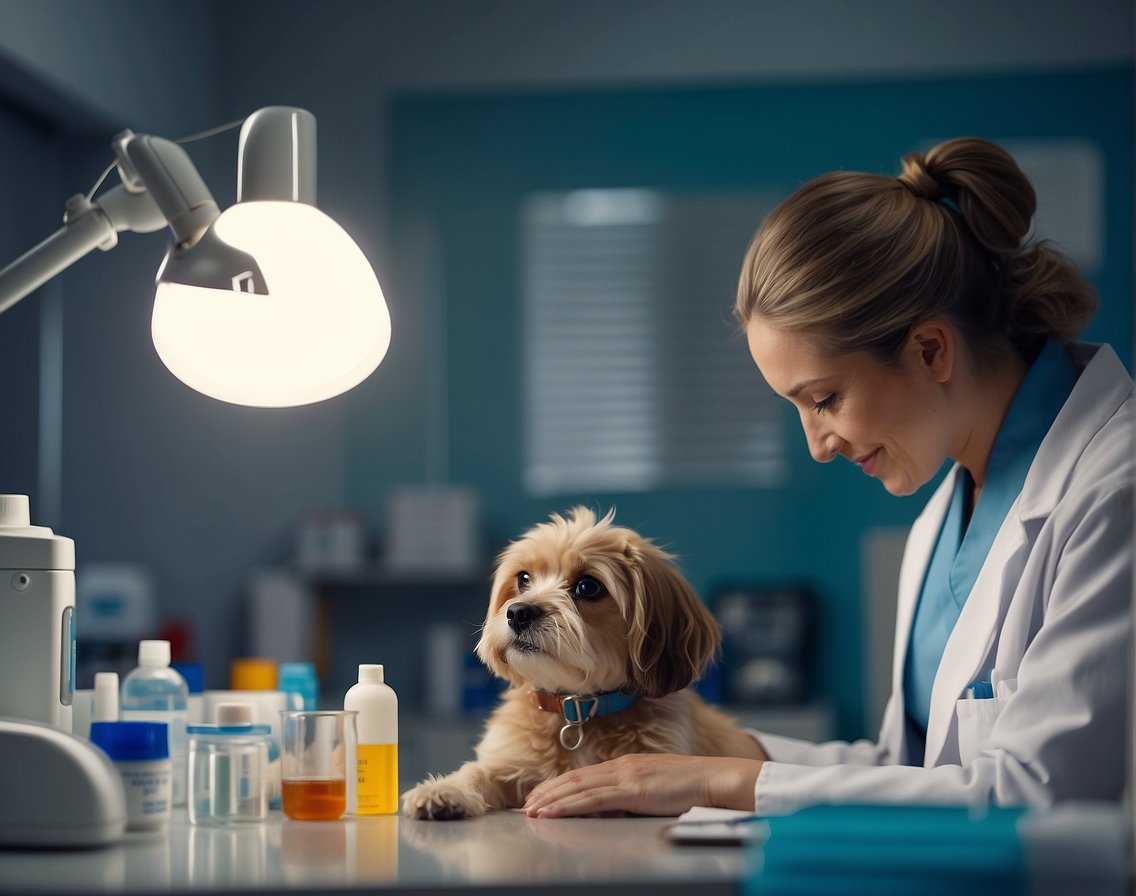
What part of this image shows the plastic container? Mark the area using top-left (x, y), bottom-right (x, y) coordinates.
top-left (120, 640), bottom-right (189, 806)
top-left (343, 664), bottom-right (398, 815)
top-left (89, 720), bottom-right (171, 831)
top-left (230, 657), bottom-right (277, 690)
top-left (187, 702), bottom-right (271, 825)
top-left (278, 662), bottom-right (319, 710)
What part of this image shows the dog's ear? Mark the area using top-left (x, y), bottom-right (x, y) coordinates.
top-left (624, 542), bottom-right (720, 699)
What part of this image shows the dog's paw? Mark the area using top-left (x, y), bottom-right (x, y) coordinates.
top-left (401, 776), bottom-right (488, 821)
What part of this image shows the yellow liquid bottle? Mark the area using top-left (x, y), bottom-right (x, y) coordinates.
top-left (344, 664), bottom-right (399, 815)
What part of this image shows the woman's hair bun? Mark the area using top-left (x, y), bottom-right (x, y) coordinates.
top-left (919, 138), bottom-right (1035, 255)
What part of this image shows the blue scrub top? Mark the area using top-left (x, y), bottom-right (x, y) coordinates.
top-left (903, 340), bottom-right (1078, 764)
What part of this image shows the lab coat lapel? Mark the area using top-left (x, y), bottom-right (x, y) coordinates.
top-left (886, 466), bottom-right (957, 761)
top-left (923, 513), bottom-right (1028, 765)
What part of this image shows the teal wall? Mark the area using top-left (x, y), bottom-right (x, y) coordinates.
top-left (360, 69), bottom-right (1133, 739)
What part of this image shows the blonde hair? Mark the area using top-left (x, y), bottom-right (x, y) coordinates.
top-left (735, 137), bottom-right (1098, 363)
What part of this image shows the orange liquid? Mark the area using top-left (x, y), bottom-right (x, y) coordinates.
top-left (282, 778), bottom-right (346, 820)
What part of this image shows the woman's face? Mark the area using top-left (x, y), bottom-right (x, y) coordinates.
top-left (746, 319), bottom-right (955, 496)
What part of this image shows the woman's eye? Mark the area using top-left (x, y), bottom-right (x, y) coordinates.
top-left (811, 393), bottom-right (837, 414)
top-left (516, 571), bottom-right (532, 592)
top-left (572, 576), bottom-right (607, 601)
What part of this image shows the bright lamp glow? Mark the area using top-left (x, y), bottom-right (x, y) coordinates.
top-left (151, 201), bottom-right (391, 407)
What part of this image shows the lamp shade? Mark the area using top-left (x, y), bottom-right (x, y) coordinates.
top-left (151, 200), bottom-right (390, 407)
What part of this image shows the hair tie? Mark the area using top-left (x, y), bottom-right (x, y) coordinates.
top-left (897, 152), bottom-right (947, 201)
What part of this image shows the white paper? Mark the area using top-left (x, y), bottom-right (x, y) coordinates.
top-left (663, 806), bottom-right (769, 845)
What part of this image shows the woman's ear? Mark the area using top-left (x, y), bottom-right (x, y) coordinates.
top-left (908, 319), bottom-right (955, 384)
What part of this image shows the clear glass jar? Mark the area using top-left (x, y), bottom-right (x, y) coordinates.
top-left (187, 703), bottom-right (271, 825)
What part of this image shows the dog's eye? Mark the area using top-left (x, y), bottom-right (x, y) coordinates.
top-left (516, 571), bottom-right (532, 592)
top-left (572, 576), bottom-right (607, 601)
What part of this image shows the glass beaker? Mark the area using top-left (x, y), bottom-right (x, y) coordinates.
top-left (279, 710), bottom-right (357, 820)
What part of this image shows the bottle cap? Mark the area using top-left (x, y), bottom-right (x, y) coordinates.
top-left (138, 639), bottom-right (171, 667)
top-left (215, 702), bottom-right (253, 726)
top-left (0, 494), bottom-right (52, 534)
top-left (90, 721), bottom-right (169, 761)
top-left (358, 664), bottom-right (384, 684)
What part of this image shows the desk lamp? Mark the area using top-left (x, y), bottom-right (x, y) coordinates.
top-left (0, 106), bottom-right (391, 407)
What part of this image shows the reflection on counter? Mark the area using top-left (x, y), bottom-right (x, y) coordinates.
top-left (188, 823), bottom-right (270, 888)
top-left (399, 811), bottom-right (742, 885)
top-left (0, 808), bottom-right (745, 894)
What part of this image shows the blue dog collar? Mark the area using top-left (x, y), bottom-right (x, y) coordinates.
top-left (531, 689), bottom-right (639, 750)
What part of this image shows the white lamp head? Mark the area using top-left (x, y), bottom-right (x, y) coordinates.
top-left (147, 107), bottom-right (391, 407)
top-left (152, 201), bottom-right (391, 407)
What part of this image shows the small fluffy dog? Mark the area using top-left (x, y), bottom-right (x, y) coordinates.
top-left (401, 507), bottom-right (763, 820)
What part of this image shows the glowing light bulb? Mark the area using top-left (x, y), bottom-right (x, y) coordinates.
top-left (151, 201), bottom-right (390, 407)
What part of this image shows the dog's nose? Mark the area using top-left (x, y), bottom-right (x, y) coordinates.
top-left (507, 601), bottom-right (543, 633)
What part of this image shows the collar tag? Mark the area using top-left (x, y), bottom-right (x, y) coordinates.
top-left (558, 694), bottom-right (598, 751)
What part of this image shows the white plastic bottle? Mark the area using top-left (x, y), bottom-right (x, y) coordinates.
top-left (343, 664), bottom-right (398, 815)
top-left (121, 640), bottom-right (189, 806)
top-left (93, 671), bottom-right (119, 722)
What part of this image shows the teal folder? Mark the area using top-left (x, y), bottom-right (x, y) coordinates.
top-left (744, 804), bottom-right (1027, 896)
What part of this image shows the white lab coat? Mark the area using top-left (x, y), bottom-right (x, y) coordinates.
top-left (751, 342), bottom-right (1134, 815)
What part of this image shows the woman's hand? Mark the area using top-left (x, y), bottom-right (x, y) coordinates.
top-left (523, 753), bottom-right (762, 818)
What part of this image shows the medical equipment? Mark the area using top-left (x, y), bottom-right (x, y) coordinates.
top-left (0, 494), bottom-right (75, 729)
top-left (0, 718), bottom-right (126, 847)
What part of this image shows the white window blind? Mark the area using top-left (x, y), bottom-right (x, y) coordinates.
top-left (521, 189), bottom-right (787, 496)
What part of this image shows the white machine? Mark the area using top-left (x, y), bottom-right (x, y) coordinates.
top-left (0, 495), bottom-right (127, 848)
top-left (0, 494), bottom-right (75, 728)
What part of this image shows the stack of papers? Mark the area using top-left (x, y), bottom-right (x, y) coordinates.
top-left (663, 807), bottom-right (769, 845)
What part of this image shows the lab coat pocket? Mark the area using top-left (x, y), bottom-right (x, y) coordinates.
top-left (955, 697), bottom-right (1006, 765)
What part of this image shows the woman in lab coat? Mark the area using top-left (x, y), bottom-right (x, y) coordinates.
top-left (524, 137), bottom-right (1133, 818)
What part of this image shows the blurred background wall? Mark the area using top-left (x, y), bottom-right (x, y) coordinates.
top-left (0, 0), bottom-right (1130, 742)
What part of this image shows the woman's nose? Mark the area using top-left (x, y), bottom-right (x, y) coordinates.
top-left (801, 414), bottom-right (843, 463)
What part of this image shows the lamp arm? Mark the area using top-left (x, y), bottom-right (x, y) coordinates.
top-left (0, 126), bottom-right (231, 315)
top-left (120, 134), bottom-right (219, 249)
top-left (0, 201), bottom-right (114, 314)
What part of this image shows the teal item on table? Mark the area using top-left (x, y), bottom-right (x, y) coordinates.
top-left (745, 803), bottom-right (1028, 896)
top-left (903, 340), bottom-right (1078, 762)
top-left (278, 661), bottom-right (319, 710)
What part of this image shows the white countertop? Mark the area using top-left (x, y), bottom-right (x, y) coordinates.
top-left (0, 808), bottom-right (751, 894)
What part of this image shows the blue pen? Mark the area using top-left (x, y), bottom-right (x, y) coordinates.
top-left (966, 680), bottom-right (994, 699)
